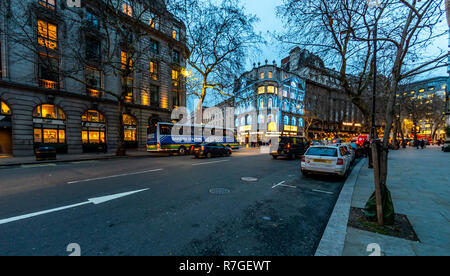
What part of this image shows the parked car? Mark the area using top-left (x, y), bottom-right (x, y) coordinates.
top-left (193, 143), bottom-right (232, 158)
top-left (343, 144), bottom-right (356, 164)
top-left (301, 145), bottom-right (352, 179)
top-left (271, 136), bottom-right (309, 160)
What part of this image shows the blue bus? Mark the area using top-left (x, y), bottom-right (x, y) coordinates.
top-left (147, 122), bottom-right (239, 155)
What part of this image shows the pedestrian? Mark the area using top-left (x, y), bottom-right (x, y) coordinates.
top-left (420, 140), bottom-right (425, 150)
top-left (438, 139), bottom-right (441, 147)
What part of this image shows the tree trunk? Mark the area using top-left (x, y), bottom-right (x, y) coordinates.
top-left (116, 100), bottom-right (126, 156)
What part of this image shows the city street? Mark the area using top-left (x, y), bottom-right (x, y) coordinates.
top-left (0, 150), bottom-right (353, 256)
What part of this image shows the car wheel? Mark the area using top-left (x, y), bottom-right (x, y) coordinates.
top-left (178, 147), bottom-right (187, 156)
top-left (207, 152), bottom-right (212, 159)
top-left (272, 155), bottom-right (277, 160)
top-left (302, 170), bottom-right (309, 177)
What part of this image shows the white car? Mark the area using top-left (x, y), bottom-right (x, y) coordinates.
top-left (301, 145), bottom-right (352, 178)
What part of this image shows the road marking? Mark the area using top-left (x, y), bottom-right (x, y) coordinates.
top-left (192, 160), bottom-right (230, 166)
top-left (0, 189), bottom-right (149, 226)
top-left (312, 189), bottom-right (334, 195)
top-left (272, 181), bottom-right (287, 189)
top-left (21, 163), bottom-right (57, 168)
top-left (67, 169), bottom-right (163, 184)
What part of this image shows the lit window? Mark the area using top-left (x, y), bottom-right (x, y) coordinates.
top-left (172, 26), bottom-right (180, 40)
top-left (38, 0), bottom-right (56, 10)
top-left (150, 61), bottom-right (159, 80)
top-left (121, 51), bottom-right (132, 70)
top-left (1, 101), bottom-right (11, 115)
top-left (258, 86), bottom-right (265, 94)
top-left (267, 86), bottom-right (275, 93)
top-left (260, 72), bottom-right (264, 79)
top-left (38, 20), bottom-right (57, 50)
top-left (122, 0), bottom-right (133, 16)
top-left (123, 114), bottom-right (137, 142)
top-left (268, 72), bottom-right (273, 79)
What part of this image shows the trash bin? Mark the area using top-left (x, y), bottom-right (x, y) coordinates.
top-left (35, 146), bottom-right (57, 161)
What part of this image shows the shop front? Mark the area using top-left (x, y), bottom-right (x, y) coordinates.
top-left (0, 101), bottom-right (12, 156)
top-left (32, 104), bottom-right (68, 153)
top-left (82, 110), bottom-right (107, 153)
top-left (123, 114), bottom-right (138, 148)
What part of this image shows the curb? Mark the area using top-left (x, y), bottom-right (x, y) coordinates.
top-left (314, 158), bottom-right (367, 256)
top-left (0, 153), bottom-right (159, 168)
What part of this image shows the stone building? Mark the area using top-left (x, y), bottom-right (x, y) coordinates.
top-left (0, 0), bottom-right (188, 156)
top-left (229, 60), bottom-right (306, 145)
top-left (281, 47), bottom-right (368, 140)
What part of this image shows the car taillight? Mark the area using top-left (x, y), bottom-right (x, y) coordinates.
top-left (337, 158), bottom-right (344, 165)
top-left (287, 143), bottom-right (291, 149)
top-left (201, 146), bottom-right (205, 151)
top-left (191, 146), bottom-right (194, 151)
top-left (301, 156), bottom-right (305, 162)
top-left (157, 143), bottom-right (160, 149)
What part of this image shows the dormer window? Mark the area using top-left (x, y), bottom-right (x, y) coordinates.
top-left (38, 0), bottom-right (56, 10)
top-left (172, 26), bottom-right (180, 40)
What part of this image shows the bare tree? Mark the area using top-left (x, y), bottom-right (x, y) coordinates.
top-left (278, 0), bottom-right (447, 225)
top-left (167, 0), bottom-right (263, 119)
top-left (1, 0), bottom-right (178, 156)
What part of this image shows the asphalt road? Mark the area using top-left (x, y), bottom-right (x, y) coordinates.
top-left (0, 150), bottom-right (353, 256)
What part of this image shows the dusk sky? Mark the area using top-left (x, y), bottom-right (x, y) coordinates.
top-left (242, 0), bottom-right (448, 79)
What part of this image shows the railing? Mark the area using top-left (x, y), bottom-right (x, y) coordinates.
top-left (39, 79), bottom-right (59, 90)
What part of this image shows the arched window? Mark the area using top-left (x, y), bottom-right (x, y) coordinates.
top-left (284, 115), bottom-right (289, 126)
top-left (283, 100), bottom-right (289, 112)
top-left (1, 101), bottom-right (11, 115)
top-left (235, 118), bottom-right (239, 127)
top-left (246, 115), bottom-right (252, 125)
top-left (259, 98), bottom-right (265, 109)
top-left (298, 118), bottom-right (304, 127)
top-left (123, 114), bottom-right (138, 145)
top-left (32, 104), bottom-right (67, 151)
top-left (82, 110), bottom-right (107, 152)
top-left (240, 117), bottom-right (245, 126)
top-left (268, 98), bottom-right (273, 109)
top-left (292, 117), bottom-right (297, 127)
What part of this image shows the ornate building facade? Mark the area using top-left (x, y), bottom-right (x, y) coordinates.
top-left (0, 0), bottom-right (188, 156)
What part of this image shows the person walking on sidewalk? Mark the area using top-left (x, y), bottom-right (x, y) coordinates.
top-left (420, 140), bottom-right (425, 150)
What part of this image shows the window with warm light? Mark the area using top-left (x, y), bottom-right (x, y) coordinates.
top-left (258, 86), bottom-right (265, 94)
top-left (122, 76), bottom-right (134, 103)
top-left (1, 101), bottom-right (11, 115)
top-left (267, 86), bottom-right (275, 94)
top-left (121, 51), bottom-right (132, 70)
top-left (122, 0), bottom-right (133, 16)
top-left (38, 20), bottom-right (57, 50)
top-left (123, 114), bottom-right (137, 142)
top-left (172, 26), bottom-right (180, 40)
top-left (150, 61), bottom-right (159, 80)
top-left (82, 110), bottom-right (106, 144)
top-left (260, 72), bottom-right (264, 79)
top-left (38, 0), bottom-right (56, 10)
top-left (33, 104), bottom-right (66, 145)
top-left (268, 72), bottom-right (273, 79)
top-left (172, 69), bottom-right (180, 87)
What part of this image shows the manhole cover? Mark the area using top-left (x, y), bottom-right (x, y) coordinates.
top-left (209, 188), bottom-right (231, 195)
top-left (241, 177), bottom-right (258, 182)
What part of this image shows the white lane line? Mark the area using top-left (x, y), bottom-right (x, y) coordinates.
top-left (192, 160), bottom-right (230, 166)
top-left (312, 189), bottom-right (334, 195)
top-left (0, 189), bottom-right (149, 226)
top-left (279, 184), bottom-right (297, 189)
top-left (272, 181), bottom-right (286, 189)
top-left (67, 169), bottom-right (163, 184)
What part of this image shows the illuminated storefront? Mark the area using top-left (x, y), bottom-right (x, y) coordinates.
top-left (32, 104), bottom-right (67, 153)
top-left (82, 110), bottom-right (107, 153)
top-left (0, 101), bottom-right (13, 155)
top-left (123, 114), bottom-right (138, 148)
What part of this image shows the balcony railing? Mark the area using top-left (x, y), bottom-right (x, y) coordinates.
top-left (39, 79), bottom-right (59, 90)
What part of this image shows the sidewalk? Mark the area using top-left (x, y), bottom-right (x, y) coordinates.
top-left (343, 147), bottom-right (450, 256)
top-left (0, 149), bottom-right (154, 167)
